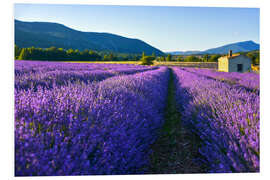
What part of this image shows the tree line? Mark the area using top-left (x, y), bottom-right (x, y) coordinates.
top-left (156, 54), bottom-right (222, 63)
top-left (15, 45), bottom-right (259, 65)
top-left (157, 52), bottom-right (259, 65)
top-left (14, 45), bottom-right (142, 61)
top-left (242, 51), bottom-right (260, 65)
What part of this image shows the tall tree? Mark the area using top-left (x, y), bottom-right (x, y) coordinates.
top-left (141, 56), bottom-right (154, 65)
top-left (15, 45), bottom-right (21, 59)
top-left (142, 51), bottom-right (145, 59)
top-left (203, 54), bottom-right (209, 62)
top-left (255, 53), bottom-right (260, 65)
top-left (166, 54), bottom-right (172, 62)
top-left (18, 48), bottom-right (29, 60)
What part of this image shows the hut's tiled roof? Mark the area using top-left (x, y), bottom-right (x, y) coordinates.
top-left (227, 53), bottom-right (241, 59)
top-left (218, 53), bottom-right (251, 61)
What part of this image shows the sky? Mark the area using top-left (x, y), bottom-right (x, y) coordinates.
top-left (14, 4), bottom-right (260, 52)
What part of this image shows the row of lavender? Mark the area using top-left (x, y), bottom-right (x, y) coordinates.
top-left (172, 67), bottom-right (259, 172)
top-left (15, 61), bottom-right (155, 75)
top-left (184, 68), bottom-right (259, 91)
top-left (15, 61), bottom-right (158, 90)
top-left (15, 61), bottom-right (170, 176)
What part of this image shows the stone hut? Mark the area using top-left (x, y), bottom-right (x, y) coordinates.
top-left (218, 50), bottom-right (251, 72)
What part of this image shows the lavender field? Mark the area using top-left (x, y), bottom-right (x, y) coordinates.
top-left (15, 61), bottom-right (260, 176)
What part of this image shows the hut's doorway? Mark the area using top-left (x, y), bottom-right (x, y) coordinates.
top-left (237, 64), bottom-right (243, 72)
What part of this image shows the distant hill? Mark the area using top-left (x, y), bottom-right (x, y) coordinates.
top-left (15, 19), bottom-right (164, 56)
top-left (167, 41), bottom-right (260, 55)
top-left (202, 41), bottom-right (260, 54)
top-left (167, 51), bottom-right (201, 55)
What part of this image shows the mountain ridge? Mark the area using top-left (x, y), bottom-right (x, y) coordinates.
top-left (167, 40), bottom-right (260, 55)
top-left (15, 19), bottom-right (164, 55)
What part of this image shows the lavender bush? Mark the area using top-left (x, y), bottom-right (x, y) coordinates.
top-left (15, 61), bottom-right (157, 90)
top-left (15, 61), bottom-right (169, 176)
top-left (184, 68), bottom-right (259, 91)
top-left (172, 67), bottom-right (259, 173)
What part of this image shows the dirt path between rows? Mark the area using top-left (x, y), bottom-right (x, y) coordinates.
top-left (146, 68), bottom-right (208, 174)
